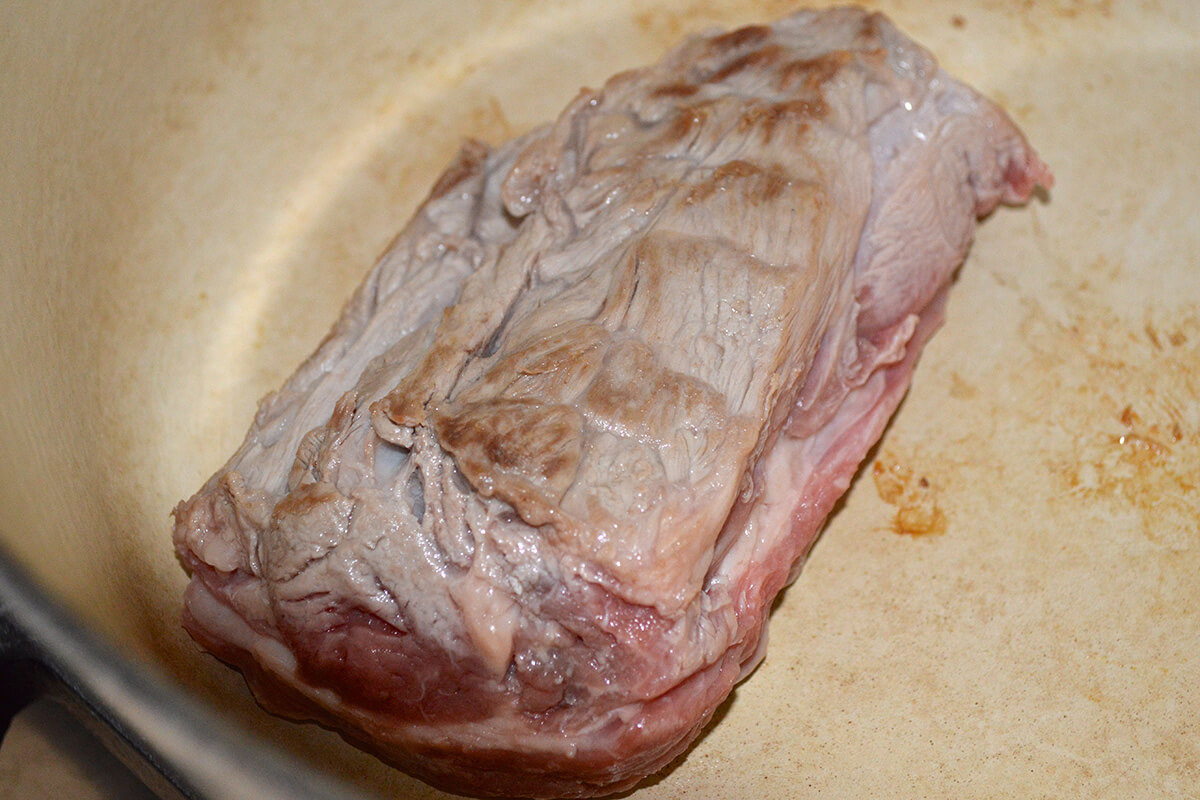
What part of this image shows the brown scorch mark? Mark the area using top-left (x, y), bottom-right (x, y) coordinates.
top-left (872, 455), bottom-right (947, 537)
top-left (1043, 305), bottom-right (1200, 549)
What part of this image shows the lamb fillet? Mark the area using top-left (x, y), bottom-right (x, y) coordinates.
top-left (173, 8), bottom-right (1051, 798)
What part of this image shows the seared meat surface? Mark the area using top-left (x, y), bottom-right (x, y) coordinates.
top-left (174, 8), bottom-right (1050, 798)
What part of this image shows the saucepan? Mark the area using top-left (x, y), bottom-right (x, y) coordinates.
top-left (2, 1), bottom-right (1196, 797)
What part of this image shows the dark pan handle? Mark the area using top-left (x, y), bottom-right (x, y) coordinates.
top-left (0, 543), bottom-right (369, 800)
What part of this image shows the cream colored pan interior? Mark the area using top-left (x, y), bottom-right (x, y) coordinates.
top-left (2, 1), bottom-right (1197, 797)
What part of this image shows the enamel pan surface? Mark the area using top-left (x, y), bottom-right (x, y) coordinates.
top-left (1, 2), bottom-right (1197, 797)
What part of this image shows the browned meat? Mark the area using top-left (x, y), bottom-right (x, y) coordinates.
top-left (173, 8), bottom-right (1051, 798)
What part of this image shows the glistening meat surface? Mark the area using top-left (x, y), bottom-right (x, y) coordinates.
top-left (173, 8), bottom-right (1051, 798)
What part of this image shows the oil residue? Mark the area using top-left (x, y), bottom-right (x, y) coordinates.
top-left (1017, 278), bottom-right (1199, 551)
top-left (871, 456), bottom-right (947, 537)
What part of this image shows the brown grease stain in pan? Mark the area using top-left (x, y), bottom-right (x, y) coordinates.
top-left (874, 284), bottom-right (1199, 548)
top-left (872, 457), bottom-right (948, 537)
top-left (1018, 284), bottom-right (1200, 550)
